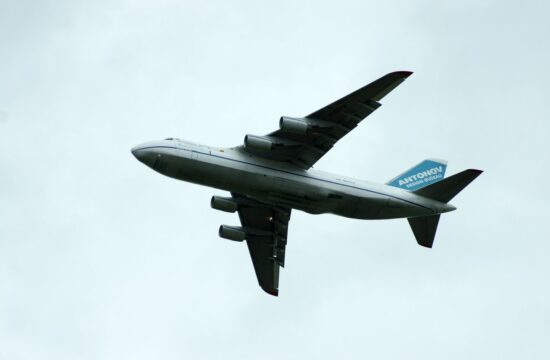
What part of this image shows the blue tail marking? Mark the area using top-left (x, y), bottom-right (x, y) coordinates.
top-left (387, 159), bottom-right (447, 191)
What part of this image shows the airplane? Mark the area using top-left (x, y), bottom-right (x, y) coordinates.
top-left (131, 71), bottom-right (482, 296)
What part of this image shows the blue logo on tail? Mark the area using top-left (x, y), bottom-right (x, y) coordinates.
top-left (387, 159), bottom-right (447, 191)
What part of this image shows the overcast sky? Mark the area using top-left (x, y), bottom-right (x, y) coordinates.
top-left (1, 0), bottom-right (549, 359)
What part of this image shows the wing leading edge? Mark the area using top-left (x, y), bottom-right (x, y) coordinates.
top-left (241, 71), bottom-right (413, 169)
top-left (231, 193), bottom-right (291, 296)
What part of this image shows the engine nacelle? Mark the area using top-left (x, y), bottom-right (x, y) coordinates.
top-left (218, 225), bottom-right (246, 242)
top-left (210, 196), bottom-right (238, 213)
top-left (279, 116), bottom-right (309, 134)
top-left (244, 134), bottom-right (273, 152)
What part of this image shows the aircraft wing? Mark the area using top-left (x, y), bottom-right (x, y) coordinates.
top-left (242, 71), bottom-right (412, 169)
top-left (231, 193), bottom-right (291, 296)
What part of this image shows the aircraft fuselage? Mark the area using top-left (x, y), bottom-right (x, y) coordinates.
top-left (132, 139), bottom-right (455, 220)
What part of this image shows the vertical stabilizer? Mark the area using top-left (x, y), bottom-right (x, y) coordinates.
top-left (387, 159), bottom-right (447, 191)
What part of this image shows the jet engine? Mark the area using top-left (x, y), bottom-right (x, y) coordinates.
top-left (244, 135), bottom-right (274, 152)
top-left (218, 225), bottom-right (246, 242)
top-left (279, 116), bottom-right (309, 134)
top-left (210, 196), bottom-right (238, 213)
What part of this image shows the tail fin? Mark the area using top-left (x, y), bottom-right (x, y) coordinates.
top-left (408, 169), bottom-right (483, 248)
top-left (387, 159), bottom-right (447, 191)
top-left (413, 169), bottom-right (483, 203)
top-left (408, 215), bottom-right (440, 248)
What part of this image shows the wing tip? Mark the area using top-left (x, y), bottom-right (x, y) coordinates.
top-left (393, 70), bottom-right (413, 77)
top-left (465, 169), bottom-right (484, 177)
top-left (383, 70), bottom-right (413, 79)
top-left (262, 287), bottom-right (279, 297)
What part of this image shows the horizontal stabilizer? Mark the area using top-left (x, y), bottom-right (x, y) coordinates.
top-left (414, 169), bottom-right (483, 203)
top-left (408, 215), bottom-right (440, 248)
top-left (387, 159), bottom-right (447, 191)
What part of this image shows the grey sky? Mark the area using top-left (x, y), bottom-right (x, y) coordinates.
top-left (1, 0), bottom-right (549, 359)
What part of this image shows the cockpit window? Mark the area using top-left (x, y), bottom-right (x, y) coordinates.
top-left (164, 137), bottom-right (179, 141)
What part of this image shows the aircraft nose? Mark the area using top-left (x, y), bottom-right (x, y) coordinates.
top-left (131, 145), bottom-right (157, 167)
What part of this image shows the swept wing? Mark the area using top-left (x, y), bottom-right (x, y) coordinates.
top-left (231, 193), bottom-right (291, 296)
top-left (241, 71), bottom-right (413, 169)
